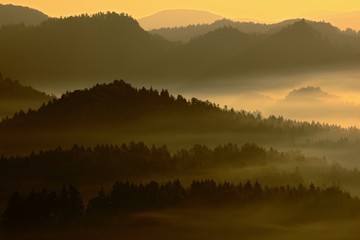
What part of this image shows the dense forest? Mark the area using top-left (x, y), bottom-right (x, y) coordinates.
top-left (2, 179), bottom-right (358, 232)
top-left (150, 19), bottom-right (298, 42)
top-left (150, 18), bottom-right (360, 42)
top-left (1, 6), bottom-right (360, 239)
top-left (0, 142), bottom-right (308, 185)
top-left (0, 13), bottom-right (360, 88)
top-left (0, 79), bottom-right (336, 131)
top-left (1, 80), bottom-right (357, 155)
top-left (0, 12), bottom-right (174, 84)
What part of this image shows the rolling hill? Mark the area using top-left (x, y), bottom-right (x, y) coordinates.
top-left (207, 20), bottom-right (359, 77)
top-left (0, 12), bottom-right (175, 87)
top-left (285, 86), bottom-right (334, 101)
top-left (146, 20), bottom-right (360, 79)
top-left (0, 79), bottom-right (354, 155)
top-left (0, 13), bottom-right (359, 90)
top-left (0, 74), bottom-right (54, 119)
top-left (138, 9), bottom-right (223, 30)
top-left (0, 3), bottom-right (48, 26)
top-left (150, 19), bottom-right (297, 42)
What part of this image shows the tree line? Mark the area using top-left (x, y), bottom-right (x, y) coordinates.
top-left (2, 179), bottom-right (358, 231)
top-left (0, 80), bottom-right (346, 134)
top-left (0, 142), bottom-right (312, 184)
top-left (1, 80), bottom-right (357, 156)
top-left (1, 12), bottom-right (359, 83)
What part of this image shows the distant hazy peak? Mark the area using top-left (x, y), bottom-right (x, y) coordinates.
top-left (0, 3), bottom-right (49, 26)
top-left (286, 86), bottom-right (334, 101)
top-left (138, 9), bottom-right (223, 30)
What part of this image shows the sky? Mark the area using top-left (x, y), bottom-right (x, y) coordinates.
top-left (0, 0), bottom-right (359, 19)
top-left (1, 0), bottom-right (360, 29)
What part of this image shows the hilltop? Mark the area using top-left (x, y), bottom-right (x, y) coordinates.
top-left (0, 4), bottom-right (48, 26)
top-left (0, 80), bottom-right (353, 155)
top-left (0, 12), bottom-right (175, 86)
top-left (138, 9), bottom-right (223, 30)
top-left (150, 19), bottom-right (297, 42)
top-left (0, 13), bottom-right (359, 90)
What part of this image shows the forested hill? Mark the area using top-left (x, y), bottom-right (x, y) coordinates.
top-left (168, 20), bottom-right (359, 78)
top-left (0, 80), bottom-right (354, 155)
top-left (0, 74), bottom-right (54, 120)
top-left (0, 74), bottom-right (52, 101)
top-left (0, 4), bottom-right (48, 26)
top-left (0, 79), bottom-right (336, 131)
top-left (0, 14), bottom-right (360, 87)
top-left (0, 12), bottom-right (175, 82)
top-left (149, 19), bottom-right (296, 42)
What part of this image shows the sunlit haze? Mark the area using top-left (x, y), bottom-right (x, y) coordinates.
top-left (1, 0), bottom-right (360, 29)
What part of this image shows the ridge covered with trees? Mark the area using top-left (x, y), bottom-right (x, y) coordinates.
top-left (0, 80), bottom-right (355, 155)
top-left (0, 12), bottom-right (359, 87)
top-left (1, 179), bottom-right (358, 231)
top-left (0, 3), bottom-right (48, 26)
top-left (0, 74), bottom-right (54, 120)
top-left (0, 142), bottom-right (310, 185)
top-left (0, 74), bottom-right (52, 101)
top-left (0, 12), bottom-right (174, 84)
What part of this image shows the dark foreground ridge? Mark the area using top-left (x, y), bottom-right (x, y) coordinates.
top-left (1, 179), bottom-right (358, 232)
top-left (0, 142), bottom-right (310, 185)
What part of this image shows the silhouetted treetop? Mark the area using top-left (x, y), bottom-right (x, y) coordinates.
top-left (0, 142), bottom-right (312, 184)
top-left (1, 16), bottom-right (360, 84)
top-left (0, 79), bottom-right (343, 134)
top-left (0, 12), bottom-right (174, 80)
top-left (2, 179), bottom-right (359, 230)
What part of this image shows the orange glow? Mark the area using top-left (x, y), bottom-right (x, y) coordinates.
top-left (0, 0), bottom-right (360, 23)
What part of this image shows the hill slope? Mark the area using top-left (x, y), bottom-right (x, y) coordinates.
top-left (150, 19), bottom-right (297, 42)
top-left (0, 16), bottom-right (359, 89)
top-left (0, 74), bottom-right (53, 119)
top-left (0, 4), bottom-right (48, 26)
top-left (208, 20), bottom-right (358, 77)
top-left (0, 79), bottom-right (354, 155)
top-left (0, 12), bottom-right (175, 86)
top-left (138, 9), bottom-right (223, 30)
top-left (146, 20), bottom-right (360, 79)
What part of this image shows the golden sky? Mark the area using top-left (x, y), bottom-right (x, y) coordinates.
top-left (1, 0), bottom-right (360, 29)
top-left (0, 0), bottom-right (359, 19)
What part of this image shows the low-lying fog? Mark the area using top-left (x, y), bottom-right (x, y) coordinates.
top-left (172, 67), bottom-right (360, 128)
top-left (28, 66), bottom-right (360, 128)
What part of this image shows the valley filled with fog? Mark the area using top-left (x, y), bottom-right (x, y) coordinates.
top-left (2, 5), bottom-right (360, 239)
top-left (170, 67), bottom-right (360, 128)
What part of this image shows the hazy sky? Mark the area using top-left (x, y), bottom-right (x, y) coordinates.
top-left (1, 0), bottom-right (360, 20)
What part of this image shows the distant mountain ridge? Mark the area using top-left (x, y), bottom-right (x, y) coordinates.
top-left (285, 87), bottom-right (334, 101)
top-left (150, 19), bottom-right (299, 42)
top-left (138, 9), bottom-right (223, 30)
top-left (147, 20), bottom-right (360, 79)
top-left (0, 4), bottom-right (48, 26)
top-left (149, 18), bottom-right (353, 43)
top-left (0, 12), bottom-right (359, 89)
